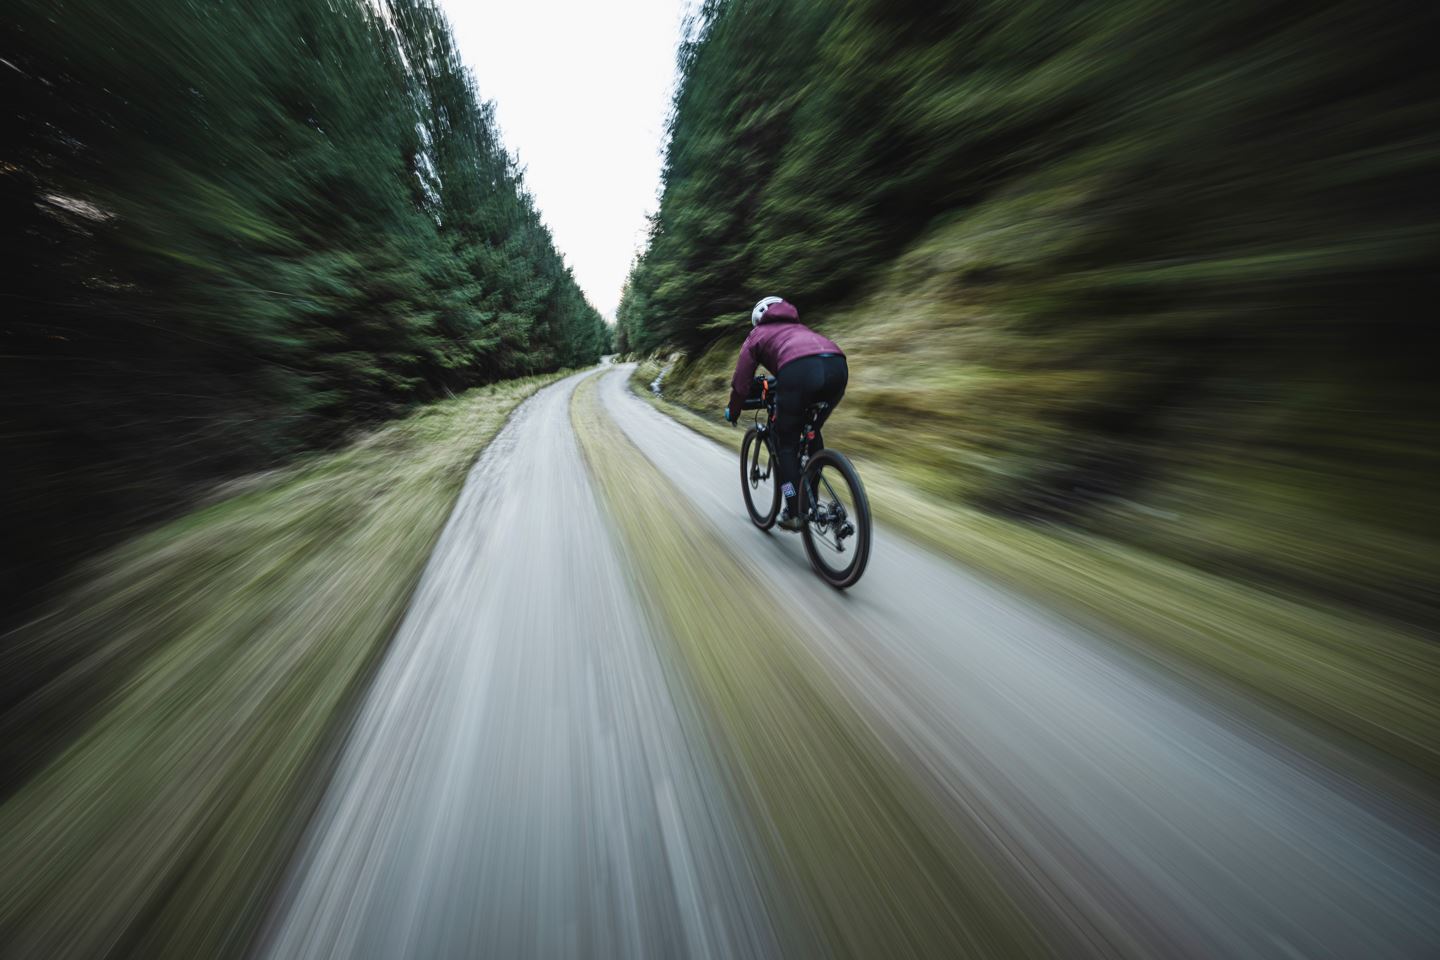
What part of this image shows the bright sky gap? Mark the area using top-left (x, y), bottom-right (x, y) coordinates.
top-left (438, 0), bottom-right (691, 321)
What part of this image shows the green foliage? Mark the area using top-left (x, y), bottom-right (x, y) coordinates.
top-left (625, 0), bottom-right (1436, 350)
top-left (620, 0), bottom-right (1439, 620)
top-left (0, 0), bottom-right (610, 622)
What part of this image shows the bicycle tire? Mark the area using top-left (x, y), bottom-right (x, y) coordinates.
top-left (799, 449), bottom-right (871, 588)
top-left (740, 427), bottom-right (780, 529)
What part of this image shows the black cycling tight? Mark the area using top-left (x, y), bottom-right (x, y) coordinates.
top-left (772, 354), bottom-right (848, 512)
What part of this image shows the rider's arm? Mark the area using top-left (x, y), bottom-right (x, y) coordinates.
top-left (727, 332), bottom-right (759, 416)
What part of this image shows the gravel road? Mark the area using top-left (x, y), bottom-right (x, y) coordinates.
top-left (260, 366), bottom-right (1440, 959)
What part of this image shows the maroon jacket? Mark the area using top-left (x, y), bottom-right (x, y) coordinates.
top-left (727, 305), bottom-right (843, 414)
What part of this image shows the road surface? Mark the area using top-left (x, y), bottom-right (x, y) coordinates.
top-left (261, 366), bottom-right (1440, 959)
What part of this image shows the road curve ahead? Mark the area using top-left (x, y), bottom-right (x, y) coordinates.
top-left (263, 366), bottom-right (1440, 959)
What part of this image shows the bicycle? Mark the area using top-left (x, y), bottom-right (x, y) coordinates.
top-left (737, 376), bottom-right (872, 589)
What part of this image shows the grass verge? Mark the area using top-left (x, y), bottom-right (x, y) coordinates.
top-left (628, 363), bottom-right (1440, 787)
top-left (571, 374), bottom-right (1056, 958)
top-left (0, 371), bottom-right (566, 958)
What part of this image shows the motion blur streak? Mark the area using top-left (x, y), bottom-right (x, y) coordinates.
top-left (2, 0), bottom-right (611, 629)
top-left (619, 0), bottom-right (1439, 633)
top-left (3, 0), bottom-right (1439, 955)
top-left (571, 374), bottom-right (1049, 957)
top-left (596, 366), bottom-right (1440, 958)
top-left (260, 372), bottom-right (782, 959)
top-left (259, 368), bottom-right (1440, 959)
top-left (0, 376), bottom-right (562, 957)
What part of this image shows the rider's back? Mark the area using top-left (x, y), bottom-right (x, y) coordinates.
top-left (741, 320), bottom-right (843, 376)
top-left (727, 301), bottom-right (843, 415)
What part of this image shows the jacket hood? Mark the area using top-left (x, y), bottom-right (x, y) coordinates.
top-left (758, 299), bottom-right (799, 324)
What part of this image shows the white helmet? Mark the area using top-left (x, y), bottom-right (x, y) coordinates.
top-left (751, 295), bottom-right (784, 327)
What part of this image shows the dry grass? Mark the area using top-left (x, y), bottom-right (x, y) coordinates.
top-left (0, 371), bottom-right (566, 958)
top-left (630, 366), bottom-right (1440, 787)
top-left (572, 374), bottom-right (1054, 958)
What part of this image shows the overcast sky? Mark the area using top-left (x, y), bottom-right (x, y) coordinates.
top-left (437, 0), bottom-right (690, 321)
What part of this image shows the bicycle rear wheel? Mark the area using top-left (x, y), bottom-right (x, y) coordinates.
top-left (799, 449), bottom-right (871, 588)
top-left (740, 427), bottom-right (780, 529)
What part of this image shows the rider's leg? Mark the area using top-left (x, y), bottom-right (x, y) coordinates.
top-left (804, 356), bottom-right (849, 507)
top-left (773, 356), bottom-right (823, 520)
top-left (809, 355), bottom-right (849, 452)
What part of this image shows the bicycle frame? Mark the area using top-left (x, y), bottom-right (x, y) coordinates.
top-left (738, 374), bottom-right (871, 587)
top-left (747, 382), bottom-right (836, 520)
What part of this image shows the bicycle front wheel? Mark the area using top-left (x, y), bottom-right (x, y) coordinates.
top-left (799, 449), bottom-right (871, 588)
top-left (740, 427), bottom-right (780, 529)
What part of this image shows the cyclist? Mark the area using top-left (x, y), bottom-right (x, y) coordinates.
top-left (725, 296), bottom-right (847, 531)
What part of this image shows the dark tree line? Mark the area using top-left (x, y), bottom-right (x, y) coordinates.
top-left (617, 0), bottom-right (1438, 616)
top-left (619, 0), bottom-right (1435, 354)
top-left (1, 0), bottom-right (611, 617)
